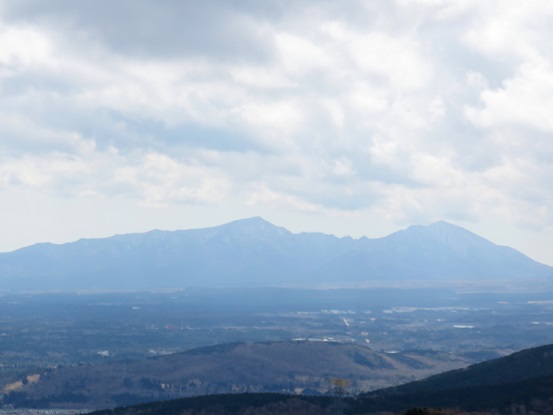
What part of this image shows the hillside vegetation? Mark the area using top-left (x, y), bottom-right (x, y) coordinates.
top-left (1, 341), bottom-right (473, 409)
top-left (77, 343), bottom-right (553, 414)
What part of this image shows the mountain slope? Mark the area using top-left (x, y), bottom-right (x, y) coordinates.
top-left (357, 342), bottom-right (553, 412)
top-left (366, 342), bottom-right (553, 396)
top-left (86, 374), bottom-right (553, 415)
top-left (314, 221), bottom-right (551, 281)
top-left (43, 342), bottom-right (553, 414)
top-left (0, 217), bottom-right (551, 291)
top-left (1, 341), bottom-right (473, 409)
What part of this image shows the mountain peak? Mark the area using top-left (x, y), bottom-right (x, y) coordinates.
top-left (227, 216), bottom-right (273, 227)
top-left (401, 220), bottom-right (483, 239)
top-left (427, 220), bottom-right (457, 228)
top-left (408, 220), bottom-right (468, 232)
top-left (426, 220), bottom-right (470, 232)
top-left (390, 221), bottom-right (493, 256)
top-left (214, 217), bottom-right (290, 240)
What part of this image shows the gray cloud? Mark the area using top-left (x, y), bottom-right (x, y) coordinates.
top-left (2, 0), bottom-right (277, 61)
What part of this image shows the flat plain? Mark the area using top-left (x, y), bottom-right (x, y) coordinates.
top-left (1, 287), bottom-right (553, 370)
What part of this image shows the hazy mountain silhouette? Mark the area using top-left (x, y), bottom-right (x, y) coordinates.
top-left (0, 217), bottom-right (551, 291)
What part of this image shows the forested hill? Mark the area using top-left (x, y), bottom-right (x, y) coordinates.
top-left (1, 341), bottom-right (472, 409)
top-left (361, 342), bottom-right (553, 413)
top-left (88, 343), bottom-right (553, 415)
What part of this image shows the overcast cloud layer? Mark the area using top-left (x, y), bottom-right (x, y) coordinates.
top-left (0, 0), bottom-right (552, 265)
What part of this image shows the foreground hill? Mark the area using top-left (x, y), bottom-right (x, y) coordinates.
top-left (89, 390), bottom-right (549, 415)
top-left (88, 385), bottom-right (553, 415)
top-left (361, 342), bottom-right (553, 412)
top-left (1, 341), bottom-right (473, 409)
top-left (91, 394), bottom-right (334, 415)
top-left (84, 343), bottom-right (553, 415)
top-left (368, 342), bottom-right (553, 395)
top-left (0, 217), bottom-right (551, 291)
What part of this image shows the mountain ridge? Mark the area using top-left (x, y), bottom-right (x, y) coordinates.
top-left (0, 218), bottom-right (551, 291)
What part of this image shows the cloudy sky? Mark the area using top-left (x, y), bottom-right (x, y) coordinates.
top-left (1, 0), bottom-right (552, 265)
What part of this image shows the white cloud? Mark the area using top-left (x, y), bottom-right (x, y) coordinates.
top-left (275, 32), bottom-right (332, 77)
top-left (0, 25), bottom-right (52, 67)
top-left (462, 0), bottom-right (553, 63)
top-left (120, 152), bottom-right (231, 206)
top-left (0, 152), bottom-right (88, 188)
top-left (466, 63), bottom-right (553, 132)
top-left (247, 184), bottom-right (325, 214)
top-left (230, 99), bottom-right (305, 141)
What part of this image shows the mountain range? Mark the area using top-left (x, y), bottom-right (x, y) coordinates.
top-left (0, 217), bottom-right (551, 291)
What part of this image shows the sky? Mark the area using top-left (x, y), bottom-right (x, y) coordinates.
top-left (0, 0), bottom-right (552, 265)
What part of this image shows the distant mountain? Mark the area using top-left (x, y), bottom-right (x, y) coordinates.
top-left (316, 221), bottom-right (553, 283)
top-left (1, 341), bottom-right (473, 409)
top-left (0, 217), bottom-right (551, 291)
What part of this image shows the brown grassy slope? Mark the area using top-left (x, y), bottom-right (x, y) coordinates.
top-left (5, 341), bottom-right (473, 409)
